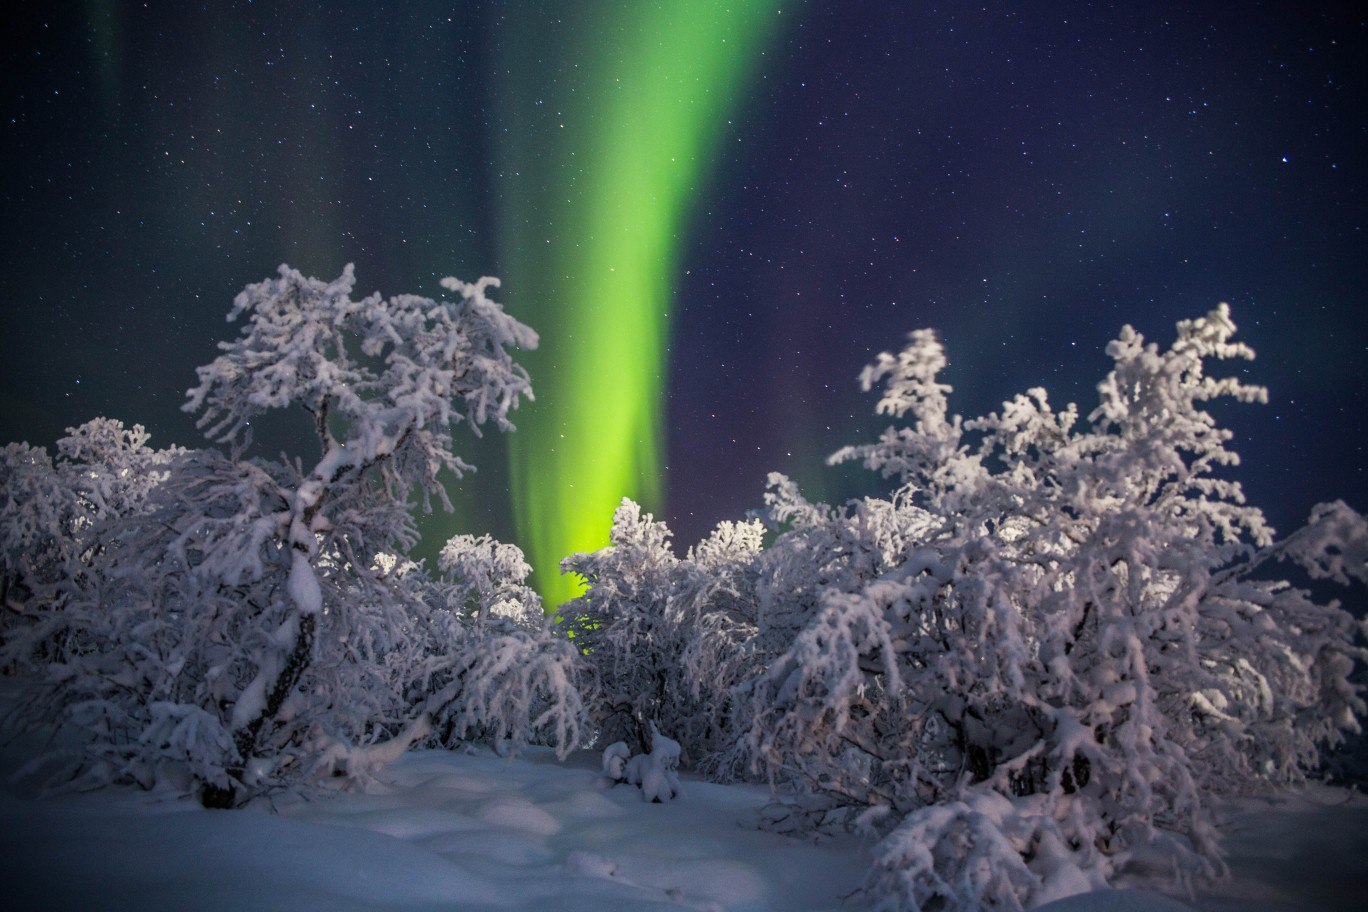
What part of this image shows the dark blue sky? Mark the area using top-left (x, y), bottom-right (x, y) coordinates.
top-left (3, 1), bottom-right (1364, 569)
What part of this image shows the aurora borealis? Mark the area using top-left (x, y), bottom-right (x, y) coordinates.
top-left (492, 3), bottom-right (789, 607)
top-left (3, 2), bottom-right (1365, 609)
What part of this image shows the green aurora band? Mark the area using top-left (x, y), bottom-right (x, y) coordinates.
top-left (494, 3), bottom-right (791, 608)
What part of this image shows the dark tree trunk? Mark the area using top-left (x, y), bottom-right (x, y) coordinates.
top-left (199, 612), bottom-right (318, 809)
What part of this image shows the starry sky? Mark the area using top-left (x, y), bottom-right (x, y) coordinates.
top-left (3, 1), bottom-right (1365, 605)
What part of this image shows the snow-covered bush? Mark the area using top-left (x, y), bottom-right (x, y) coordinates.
top-left (436, 533), bottom-right (544, 628)
top-left (0, 420), bottom-right (169, 614)
top-left (413, 534), bottom-right (584, 758)
top-left (0, 420), bottom-right (179, 666)
top-left (607, 724), bottom-right (685, 803)
top-left (561, 501), bottom-right (763, 764)
top-left (676, 517), bottom-right (769, 769)
top-left (736, 306), bottom-right (1366, 910)
top-left (0, 442), bottom-right (77, 628)
top-left (2, 265), bottom-right (583, 806)
top-left (602, 740), bottom-right (630, 782)
top-left (689, 471), bottom-right (933, 799)
top-left (560, 500), bottom-right (678, 753)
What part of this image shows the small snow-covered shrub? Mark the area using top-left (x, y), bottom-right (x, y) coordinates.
top-left (867, 788), bottom-right (1105, 911)
top-left (639, 723), bottom-right (684, 803)
top-left (610, 723), bottom-right (684, 803)
top-left (602, 741), bottom-right (630, 782)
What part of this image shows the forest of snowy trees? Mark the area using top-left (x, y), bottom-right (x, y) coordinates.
top-left (2, 265), bottom-right (1365, 911)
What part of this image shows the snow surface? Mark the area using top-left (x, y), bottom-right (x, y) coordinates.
top-left (1, 743), bottom-right (867, 912)
top-left (3, 734), bottom-right (1365, 912)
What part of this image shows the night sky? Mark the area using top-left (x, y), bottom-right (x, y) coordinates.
top-left (3, 2), bottom-right (1365, 606)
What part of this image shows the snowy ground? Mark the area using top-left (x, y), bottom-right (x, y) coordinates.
top-left (3, 737), bottom-right (1366, 912)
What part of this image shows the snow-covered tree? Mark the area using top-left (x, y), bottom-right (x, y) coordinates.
top-left (561, 500), bottom-right (684, 753)
top-left (2, 265), bottom-right (583, 807)
top-left (436, 533), bottom-right (544, 627)
top-left (562, 500), bottom-right (765, 764)
top-left (736, 305), bottom-right (1366, 910)
top-left (0, 442), bottom-right (73, 624)
top-left (55, 418), bottom-right (181, 520)
top-left (676, 517), bottom-right (767, 765)
top-left (0, 420), bottom-right (179, 664)
top-left (183, 263), bottom-right (545, 804)
top-left (411, 534), bottom-right (584, 758)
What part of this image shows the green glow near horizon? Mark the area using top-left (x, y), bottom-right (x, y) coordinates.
top-left (495, 3), bottom-right (790, 609)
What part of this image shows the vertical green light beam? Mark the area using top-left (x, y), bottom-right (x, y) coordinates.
top-left (494, 3), bottom-right (790, 608)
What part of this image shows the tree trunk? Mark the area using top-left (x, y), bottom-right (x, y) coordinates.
top-left (201, 611), bottom-right (317, 808)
